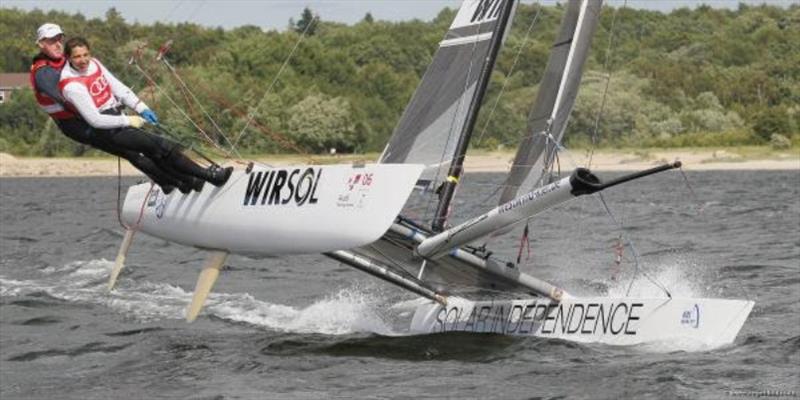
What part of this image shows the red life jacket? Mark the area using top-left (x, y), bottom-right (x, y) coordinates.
top-left (29, 56), bottom-right (75, 120)
top-left (58, 59), bottom-right (113, 110)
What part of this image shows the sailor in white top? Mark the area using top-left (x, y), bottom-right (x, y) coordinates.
top-left (58, 37), bottom-right (232, 193)
top-left (59, 55), bottom-right (151, 130)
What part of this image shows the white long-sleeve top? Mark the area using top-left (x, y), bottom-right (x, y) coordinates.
top-left (60, 58), bottom-right (149, 129)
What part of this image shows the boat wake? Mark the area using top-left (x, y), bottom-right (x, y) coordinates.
top-left (0, 259), bottom-right (398, 336)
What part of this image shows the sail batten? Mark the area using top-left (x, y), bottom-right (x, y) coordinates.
top-left (440, 32), bottom-right (494, 47)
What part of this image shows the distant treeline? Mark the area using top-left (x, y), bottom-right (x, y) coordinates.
top-left (0, 3), bottom-right (797, 156)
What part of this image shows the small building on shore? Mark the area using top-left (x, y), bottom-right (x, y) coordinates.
top-left (0, 73), bottom-right (30, 104)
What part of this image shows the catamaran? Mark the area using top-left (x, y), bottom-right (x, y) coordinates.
top-left (110, 0), bottom-right (753, 347)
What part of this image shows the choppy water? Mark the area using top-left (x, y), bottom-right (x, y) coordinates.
top-left (1, 170), bottom-right (798, 399)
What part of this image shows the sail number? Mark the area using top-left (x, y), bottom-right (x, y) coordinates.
top-left (471, 0), bottom-right (504, 23)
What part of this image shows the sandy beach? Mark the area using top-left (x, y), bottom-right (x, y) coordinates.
top-left (0, 149), bottom-right (797, 178)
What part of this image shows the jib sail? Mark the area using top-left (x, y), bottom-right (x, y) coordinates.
top-left (498, 0), bottom-right (602, 205)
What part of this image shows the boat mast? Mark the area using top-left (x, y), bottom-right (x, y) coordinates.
top-left (431, 0), bottom-right (516, 232)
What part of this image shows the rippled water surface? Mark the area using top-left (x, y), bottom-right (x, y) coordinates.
top-left (1, 170), bottom-right (798, 399)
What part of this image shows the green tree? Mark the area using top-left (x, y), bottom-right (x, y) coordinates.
top-left (752, 106), bottom-right (793, 142)
top-left (286, 94), bottom-right (360, 153)
top-left (295, 7), bottom-right (318, 35)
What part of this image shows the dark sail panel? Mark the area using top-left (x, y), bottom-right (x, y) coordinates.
top-left (498, 0), bottom-right (602, 205)
top-left (380, 0), bottom-right (516, 188)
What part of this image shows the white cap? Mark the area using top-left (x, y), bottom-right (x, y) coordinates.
top-left (36, 23), bottom-right (63, 42)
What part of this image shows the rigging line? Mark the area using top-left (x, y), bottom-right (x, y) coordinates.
top-left (163, 0), bottom-right (187, 22)
top-left (231, 15), bottom-right (318, 152)
top-left (130, 52), bottom-right (208, 136)
top-left (423, 20), bottom-right (486, 225)
top-left (172, 71), bottom-right (205, 129)
top-left (159, 54), bottom-right (240, 157)
top-left (596, 192), bottom-right (672, 298)
top-left (677, 165), bottom-right (705, 215)
top-left (366, 243), bottom-right (426, 283)
top-left (116, 157), bottom-right (127, 230)
top-left (153, 51), bottom-right (217, 150)
top-left (115, 159), bottom-right (153, 231)
top-left (474, 2), bottom-right (544, 147)
top-left (130, 59), bottom-right (232, 158)
top-left (177, 71), bottom-right (314, 160)
top-left (587, 0), bottom-right (627, 168)
top-left (182, 0), bottom-right (208, 24)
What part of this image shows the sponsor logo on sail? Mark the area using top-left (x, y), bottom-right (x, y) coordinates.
top-left (243, 168), bottom-right (321, 207)
top-left (471, 0), bottom-right (503, 23)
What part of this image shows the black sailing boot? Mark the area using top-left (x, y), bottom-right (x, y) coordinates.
top-left (177, 181), bottom-right (193, 194)
top-left (189, 177), bottom-right (205, 192)
top-left (205, 165), bottom-right (233, 187)
top-left (161, 184), bottom-right (177, 195)
top-left (177, 177), bottom-right (205, 194)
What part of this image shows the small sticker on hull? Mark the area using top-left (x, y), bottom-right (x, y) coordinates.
top-left (681, 304), bottom-right (700, 328)
top-left (336, 172), bottom-right (374, 209)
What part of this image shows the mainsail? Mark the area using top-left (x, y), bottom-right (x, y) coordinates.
top-left (498, 0), bottom-right (602, 205)
top-left (379, 0), bottom-right (516, 195)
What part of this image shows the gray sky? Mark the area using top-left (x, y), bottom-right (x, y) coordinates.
top-left (3, 0), bottom-right (796, 31)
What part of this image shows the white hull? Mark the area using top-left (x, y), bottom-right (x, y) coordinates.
top-left (121, 163), bottom-right (423, 255)
top-left (410, 296), bottom-right (754, 347)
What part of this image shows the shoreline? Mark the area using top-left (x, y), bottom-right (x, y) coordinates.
top-left (1, 149), bottom-right (798, 178)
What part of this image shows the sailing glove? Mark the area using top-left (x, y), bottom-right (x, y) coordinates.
top-left (127, 116), bottom-right (146, 128)
top-left (140, 109), bottom-right (159, 125)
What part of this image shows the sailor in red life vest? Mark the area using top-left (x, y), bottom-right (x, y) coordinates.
top-left (54, 36), bottom-right (232, 193)
top-left (30, 24), bottom-right (79, 132)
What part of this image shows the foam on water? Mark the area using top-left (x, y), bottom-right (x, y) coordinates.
top-left (1, 259), bottom-right (396, 335)
top-left (606, 258), bottom-right (705, 298)
top-left (207, 286), bottom-right (396, 335)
